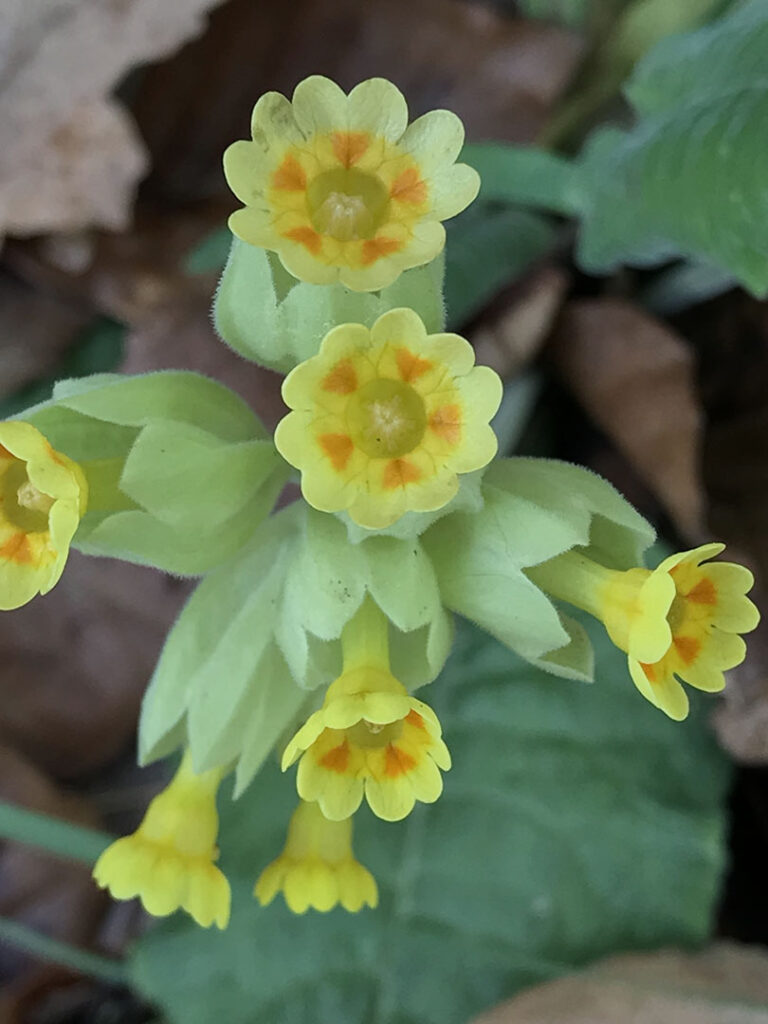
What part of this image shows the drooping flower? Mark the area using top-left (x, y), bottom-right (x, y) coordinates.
top-left (0, 421), bottom-right (87, 610)
top-left (255, 800), bottom-right (378, 914)
top-left (528, 543), bottom-right (759, 720)
top-left (274, 307), bottom-right (502, 529)
top-left (223, 75), bottom-right (479, 291)
top-left (93, 752), bottom-right (230, 929)
top-left (282, 597), bottom-right (451, 821)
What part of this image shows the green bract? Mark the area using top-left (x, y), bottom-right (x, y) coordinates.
top-left (214, 237), bottom-right (446, 372)
top-left (423, 457), bottom-right (656, 680)
top-left (23, 372), bottom-right (286, 575)
top-left (139, 501), bottom-right (454, 783)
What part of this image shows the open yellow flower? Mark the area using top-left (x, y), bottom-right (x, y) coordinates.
top-left (93, 752), bottom-right (230, 929)
top-left (282, 598), bottom-right (451, 821)
top-left (274, 308), bottom-right (501, 529)
top-left (0, 421), bottom-right (87, 610)
top-left (528, 543), bottom-right (759, 721)
top-left (255, 800), bottom-right (378, 914)
top-left (223, 75), bottom-right (479, 291)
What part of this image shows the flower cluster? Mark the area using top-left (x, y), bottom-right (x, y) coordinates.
top-left (0, 75), bottom-right (758, 931)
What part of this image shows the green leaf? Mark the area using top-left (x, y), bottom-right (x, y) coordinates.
top-left (184, 227), bottom-right (233, 275)
top-left (445, 205), bottom-right (557, 327)
top-left (574, 0), bottom-right (768, 294)
top-left (130, 611), bottom-right (731, 1024)
top-left (463, 143), bottom-right (583, 215)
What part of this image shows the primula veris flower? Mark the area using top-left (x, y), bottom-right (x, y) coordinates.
top-left (223, 75), bottom-right (479, 291)
top-left (283, 597), bottom-right (451, 821)
top-left (255, 800), bottom-right (378, 914)
top-left (93, 752), bottom-right (230, 929)
top-left (0, 421), bottom-right (87, 610)
top-left (529, 543), bottom-right (759, 721)
top-left (275, 308), bottom-right (502, 529)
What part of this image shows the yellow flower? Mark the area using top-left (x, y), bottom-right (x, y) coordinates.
top-left (528, 543), bottom-right (759, 721)
top-left (93, 752), bottom-right (231, 929)
top-left (0, 421), bottom-right (87, 610)
top-left (255, 800), bottom-right (378, 914)
top-left (282, 597), bottom-right (451, 821)
top-left (274, 307), bottom-right (501, 529)
top-left (223, 75), bottom-right (479, 291)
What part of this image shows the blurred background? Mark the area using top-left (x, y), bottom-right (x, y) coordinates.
top-left (1, 0), bottom-right (767, 1021)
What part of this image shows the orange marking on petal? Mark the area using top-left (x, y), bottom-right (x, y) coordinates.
top-left (405, 709), bottom-right (426, 731)
top-left (319, 433), bottom-right (354, 472)
top-left (283, 226), bottom-right (322, 254)
top-left (429, 404), bottom-right (462, 445)
top-left (321, 360), bottom-right (358, 394)
top-left (1, 532), bottom-right (33, 565)
top-left (673, 635), bottom-right (701, 665)
top-left (687, 577), bottom-right (717, 605)
top-left (331, 131), bottom-right (370, 168)
top-left (390, 167), bottom-right (427, 204)
top-left (395, 348), bottom-right (432, 382)
top-left (319, 741), bottom-right (350, 774)
top-left (0, 446), bottom-right (14, 460)
top-left (382, 459), bottom-right (421, 490)
top-left (361, 236), bottom-right (403, 266)
top-left (272, 154), bottom-right (307, 191)
top-left (641, 662), bottom-right (657, 683)
top-left (384, 744), bottom-right (417, 778)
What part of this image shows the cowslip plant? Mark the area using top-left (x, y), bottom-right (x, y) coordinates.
top-left (0, 75), bottom-right (758, 931)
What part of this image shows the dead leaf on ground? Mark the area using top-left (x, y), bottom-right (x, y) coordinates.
top-left (548, 298), bottom-right (705, 539)
top-left (132, 0), bottom-right (584, 202)
top-left (473, 944), bottom-right (768, 1023)
top-left (0, 271), bottom-right (92, 402)
top-left (472, 265), bottom-right (570, 378)
top-left (0, 744), bottom-right (106, 982)
top-left (0, 553), bottom-right (189, 780)
top-left (0, 0), bottom-right (228, 242)
top-left (681, 291), bottom-right (768, 763)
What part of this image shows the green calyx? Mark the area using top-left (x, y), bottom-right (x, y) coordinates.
top-left (422, 457), bottom-right (656, 681)
top-left (214, 237), bottom-right (446, 373)
top-left (22, 371), bottom-right (286, 576)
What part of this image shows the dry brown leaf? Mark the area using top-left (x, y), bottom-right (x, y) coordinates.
top-left (131, 0), bottom-right (583, 201)
top-left (0, 553), bottom-right (189, 779)
top-left (549, 298), bottom-right (705, 538)
top-left (473, 944), bottom-right (768, 1024)
top-left (472, 265), bottom-right (570, 378)
top-left (0, 744), bottom-right (106, 981)
top-left (0, 271), bottom-right (91, 401)
top-left (686, 293), bottom-right (768, 762)
top-left (0, 0), bottom-right (228, 241)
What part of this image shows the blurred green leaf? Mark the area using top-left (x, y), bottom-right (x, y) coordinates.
top-left (130, 609), bottom-right (730, 1024)
top-left (463, 143), bottom-right (583, 215)
top-left (0, 316), bottom-right (124, 419)
top-left (445, 206), bottom-right (557, 327)
top-left (184, 227), bottom-right (232, 275)
top-left (575, 0), bottom-right (768, 294)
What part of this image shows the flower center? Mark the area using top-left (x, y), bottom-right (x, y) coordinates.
top-left (0, 461), bottom-right (52, 533)
top-left (307, 168), bottom-right (390, 241)
top-left (347, 378), bottom-right (427, 458)
top-left (347, 719), bottom-right (404, 749)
